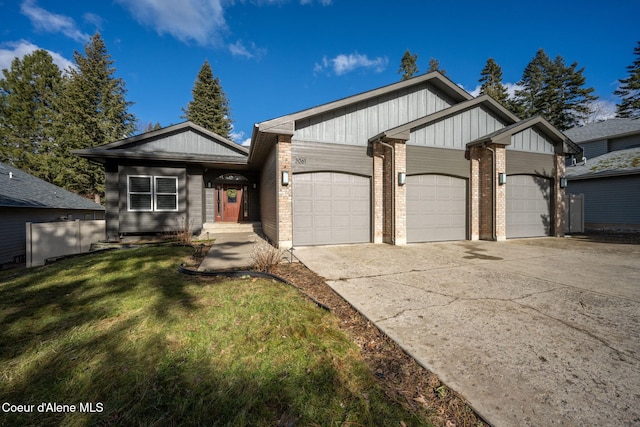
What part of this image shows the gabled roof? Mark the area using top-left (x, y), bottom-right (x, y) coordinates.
top-left (466, 115), bottom-right (581, 155)
top-left (369, 95), bottom-right (520, 141)
top-left (74, 121), bottom-right (249, 166)
top-left (564, 117), bottom-right (640, 143)
top-left (0, 162), bottom-right (105, 210)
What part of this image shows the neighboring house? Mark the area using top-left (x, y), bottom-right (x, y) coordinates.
top-left (564, 117), bottom-right (640, 230)
top-left (75, 72), bottom-right (579, 248)
top-left (0, 162), bottom-right (105, 267)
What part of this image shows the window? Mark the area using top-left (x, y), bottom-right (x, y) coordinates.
top-left (128, 175), bottom-right (178, 212)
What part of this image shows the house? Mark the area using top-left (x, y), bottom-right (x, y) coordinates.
top-left (0, 162), bottom-right (105, 267)
top-left (564, 117), bottom-right (640, 230)
top-left (75, 72), bottom-right (579, 247)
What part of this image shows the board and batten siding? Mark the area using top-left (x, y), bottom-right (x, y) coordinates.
top-left (568, 175), bottom-right (640, 227)
top-left (117, 165), bottom-right (187, 234)
top-left (406, 146), bottom-right (469, 178)
top-left (506, 151), bottom-right (555, 177)
top-left (292, 141), bottom-right (372, 176)
top-left (295, 82), bottom-right (455, 145)
top-left (409, 106), bottom-right (506, 149)
top-left (130, 129), bottom-right (246, 158)
top-left (260, 145), bottom-right (278, 243)
top-left (508, 128), bottom-right (555, 154)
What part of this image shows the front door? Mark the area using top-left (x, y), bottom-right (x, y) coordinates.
top-left (219, 185), bottom-right (243, 222)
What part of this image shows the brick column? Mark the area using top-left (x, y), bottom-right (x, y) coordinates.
top-left (554, 153), bottom-right (566, 237)
top-left (277, 134), bottom-right (293, 249)
top-left (469, 147), bottom-right (481, 240)
top-left (478, 146), bottom-right (494, 240)
top-left (372, 143), bottom-right (384, 243)
top-left (475, 143), bottom-right (506, 241)
top-left (494, 145), bottom-right (506, 241)
top-left (393, 140), bottom-right (407, 245)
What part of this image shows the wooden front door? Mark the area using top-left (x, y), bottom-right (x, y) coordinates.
top-left (219, 185), bottom-right (243, 222)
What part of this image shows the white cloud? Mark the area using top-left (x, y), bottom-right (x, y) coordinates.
top-left (315, 52), bottom-right (388, 76)
top-left (20, 0), bottom-right (90, 43)
top-left (467, 82), bottom-right (524, 98)
top-left (0, 40), bottom-right (74, 72)
top-left (300, 0), bottom-right (332, 5)
top-left (229, 129), bottom-right (251, 146)
top-left (116, 0), bottom-right (227, 46)
top-left (228, 40), bottom-right (266, 60)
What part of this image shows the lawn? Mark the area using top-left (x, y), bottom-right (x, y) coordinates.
top-left (0, 246), bottom-right (429, 426)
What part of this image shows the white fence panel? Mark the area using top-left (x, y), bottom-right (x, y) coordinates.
top-left (26, 220), bottom-right (106, 267)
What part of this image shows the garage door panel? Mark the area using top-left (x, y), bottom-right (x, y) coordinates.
top-left (293, 172), bottom-right (371, 246)
top-left (407, 174), bottom-right (467, 243)
top-left (507, 175), bottom-right (551, 238)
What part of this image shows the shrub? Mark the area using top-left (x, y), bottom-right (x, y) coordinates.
top-left (251, 239), bottom-right (284, 272)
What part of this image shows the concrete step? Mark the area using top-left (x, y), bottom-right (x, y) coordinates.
top-left (198, 222), bottom-right (262, 237)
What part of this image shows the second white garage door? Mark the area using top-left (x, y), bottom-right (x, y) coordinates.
top-left (506, 175), bottom-right (552, 238)
top-left (293, 172), bottom-right (370, 246)
top-left (407, 174), bottom-right (467, 243)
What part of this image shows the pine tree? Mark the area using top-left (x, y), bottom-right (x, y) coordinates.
top-left (398, 50), bottom-right (418, 81)
top-left (478, 58), bottom-right (509, 106)
top-left (512, 49), bottom-right (552, 119)
top-left (182, 60), bottom-right (232, 138)
top-left (427, 57), bottom-right (446, 76)
top-left (0, 49), bottom-right (62, 179)
top-left (55, 33), bottom-right (137, 199)
top-left (614, 41), bottom-right (640, 118)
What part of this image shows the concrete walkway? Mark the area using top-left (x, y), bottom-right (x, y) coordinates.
top-left (197, 232), bottom-right (261, 271)
top-left (294, 239), bottom-right (640, 427)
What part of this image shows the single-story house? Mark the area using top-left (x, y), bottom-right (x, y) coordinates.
top-left (75, 72), bottom-right (580, 247)
top-left (564, 118), bottom-right (640, 230)
top-left (0, 161), bottom-right (105, 267)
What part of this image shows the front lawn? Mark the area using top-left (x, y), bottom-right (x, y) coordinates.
top-left (0, 246), bottom-right (428, 426)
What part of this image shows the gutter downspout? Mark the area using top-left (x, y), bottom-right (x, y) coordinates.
top-left (379, 139), bottom-right (395, 244)
top-left (484, 143), bottom-right (497, 240)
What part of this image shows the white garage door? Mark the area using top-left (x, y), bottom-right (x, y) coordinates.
top-left (293, 172), bottom-right (370, 246)
top-left (407, 174), bottom-right (467, 243)
top-left (506, 175), bottom-right (552, 238)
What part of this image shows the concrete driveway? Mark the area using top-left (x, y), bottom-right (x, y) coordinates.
top-left (293, 238), bottom-right (640, 426)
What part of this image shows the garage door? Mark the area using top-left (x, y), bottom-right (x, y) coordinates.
top-left (506, 175), bottom-right (552, 238)
top-left (293, 172), bottom-right (370, 246)
top-left (407, 174), bottom-right (467, 243)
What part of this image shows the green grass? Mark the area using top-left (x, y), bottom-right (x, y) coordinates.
top-left (0, 246), bottom-right (428, 426)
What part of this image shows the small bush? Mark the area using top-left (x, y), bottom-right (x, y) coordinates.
top-left (251, 239), bottom-right (284, 272)
top-left (164, 217), bottom-right (194, 245)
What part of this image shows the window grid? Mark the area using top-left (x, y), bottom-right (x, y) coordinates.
top-left (127, 175), bottom-right (178, 212)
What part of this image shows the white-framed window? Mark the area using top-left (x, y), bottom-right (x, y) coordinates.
top-left (128, 175), bottom-right (178, 212)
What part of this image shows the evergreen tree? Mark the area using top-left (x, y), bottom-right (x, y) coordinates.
top-left (182, 60), bottom-right (232, 138)
top-left (55, 33), bottom-right (136, 199)
top-left (398, 50), bottom-right (418, 81)
top-left (0, 50), bottom-right (62, 179)
top-left (512, 49), bottom-right (596, 130)
top-left (478, 58), bottom-right (509, 106)
top-left (427, 57), bottom-right (446, 76)
top-left (141, 122), bottom-right (162, 133)
top-left (614, 41), bottom-right (640, 118)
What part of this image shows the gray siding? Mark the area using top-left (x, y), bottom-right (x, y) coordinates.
top-left (409, 106), bottom-right (505, 149)
top-left (568, 175), bottom-right (640, 227)
top-left (407, 146), bottom-right (469, 178)
top-left (131, 129), bottom-right (246, 157)
top-left (506, 151), bottom-right (555, 177)
top-left (295, 82), bottom-right (455, 145)
top-left (509, 128), bottom-right (555, 154)
top-left (292, 140), bottom-right (372, 176)
top-left (1, 208), bottom-right (104, 266)
top-left (187, 169), bottom-right (204, 232)
top-left (118, 165), bottom-right (187, 234)
top-left (105, 163), bottom-right (120, 239)
top-left (580, 140), bottom-right (608, 159)
top-left (260, 145), bottom-right (278, 243)
top-left (609, 134), bottom-right (640, 152)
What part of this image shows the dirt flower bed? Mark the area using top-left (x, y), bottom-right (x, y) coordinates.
top-left (272, 262), bottom-right (488, 427)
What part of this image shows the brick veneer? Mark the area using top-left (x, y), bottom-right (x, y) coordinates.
top-left (374, 140), bottom-right (407, 245)
top-left (277, 134), bottom-right (293, 248)
top-left (554, 153), bottom-right (566, 237)
top-left (470, 143), bottom-right (506, 241)
top-left (372, 143), bottom-right (384, 243)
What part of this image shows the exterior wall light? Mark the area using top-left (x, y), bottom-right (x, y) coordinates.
top-left (560, 177), bottom-right (568, 188)
top-left (398, 172), bottom-right (406, 186)
top-left (281, 170), bottom-right (289, 186)
top-left (498, 173), bottom-right (507, 185)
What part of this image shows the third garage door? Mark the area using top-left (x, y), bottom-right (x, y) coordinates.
top-left (506, 175), bottom-right (552, 238)
top-left (293, 172), bottom-right (370, 246)
top-left (407, 174), bottom-right (467, 243)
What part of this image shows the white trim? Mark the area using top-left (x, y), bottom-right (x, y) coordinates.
top-left (127, 175), bottom-right (153, 212)
top-left (154, 176), bottom-right (179, 212)
top-left (127, 175), bottom-right (179, 212)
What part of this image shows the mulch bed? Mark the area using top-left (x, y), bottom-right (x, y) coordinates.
top-left (271, 262), bottom-right (488, 427)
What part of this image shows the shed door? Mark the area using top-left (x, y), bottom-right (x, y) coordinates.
top-left (407, 174), bottom-right (467, 243)
top-left (506, 175), bottom-right (552, 238)
top-left (293, 172), bottom-right (370, 246)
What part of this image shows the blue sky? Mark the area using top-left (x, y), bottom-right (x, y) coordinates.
top-left (1, 0), bottom-right (638, 145)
